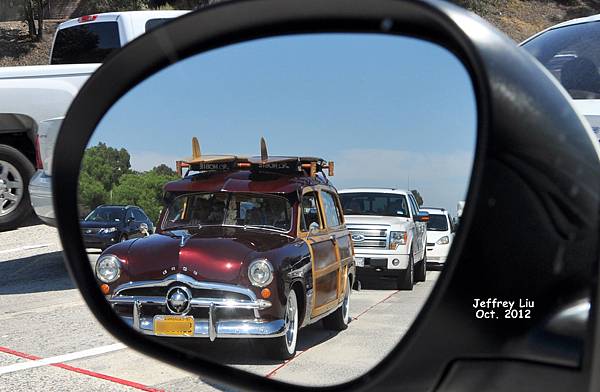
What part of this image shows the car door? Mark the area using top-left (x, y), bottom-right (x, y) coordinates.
top-left (319, 189), bottom-right (352, 305)
top-left (133, 208), bottom-right (151, 236)
top-left (407, 194), bottom-right (425, 260)
top-left (124, 208), bottom-right (140, 238)
top-left (298, 188), bottom-right (338, 317)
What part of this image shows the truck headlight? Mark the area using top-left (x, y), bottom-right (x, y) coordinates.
top-left (248, 259), bottom-right (273, 287)
top-left (99, 227), bottom-right (117, 234)
top-left (389, 231), bottom-right (407, 250)
top-left (436, 236), bottom-right (450, 245)
top-left (96, 254), bottom-right (122, 283)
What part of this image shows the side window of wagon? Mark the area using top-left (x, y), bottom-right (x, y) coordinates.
top-left (321, 191), bottom-right (342, 227)
top-left (301, 192), bottom-right (322, 232)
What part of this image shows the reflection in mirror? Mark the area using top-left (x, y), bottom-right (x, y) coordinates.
top-left (79, 34), bottom-right (476, 386)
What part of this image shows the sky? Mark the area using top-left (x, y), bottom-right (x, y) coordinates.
top-left (91, 33), bottom-right (477, 215)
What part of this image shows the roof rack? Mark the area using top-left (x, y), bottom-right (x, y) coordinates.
top-left (176, 137), bottom-right (334, 178)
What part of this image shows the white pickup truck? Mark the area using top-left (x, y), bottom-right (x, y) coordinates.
top-left (338, 188), bottom-right (429, 290)
top-left (0, 10), bottom-right (188, 229)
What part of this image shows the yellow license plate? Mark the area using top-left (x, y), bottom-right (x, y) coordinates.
top-left (154, 315), bottom-right (195, 336)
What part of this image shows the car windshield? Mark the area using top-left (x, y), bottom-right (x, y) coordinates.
top-left (523, 21), bottom-right (600, 99)
top-left (339, 193), bottom-right (410, 218)
top-left (162, 192), bottom-right (293, 232)
top-left (84, 207), bottom-right (125, 222)
top-left (426, 214), bottom-right (448, 231)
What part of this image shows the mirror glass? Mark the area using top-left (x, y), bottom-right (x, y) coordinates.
top-left (79, 33), bottom-right (476, 386)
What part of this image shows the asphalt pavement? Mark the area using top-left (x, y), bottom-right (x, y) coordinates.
top-left (0, 224), bottom-right (439, 391)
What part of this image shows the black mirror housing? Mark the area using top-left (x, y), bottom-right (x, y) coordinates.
top-left (52, 0), bottom-right (600, 391)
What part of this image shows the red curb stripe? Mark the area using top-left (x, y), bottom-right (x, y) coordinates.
top-left (353, 290), bottom-right (400, 320)
top-left (266, 290), bottom-right (399, 379)
top-left (0, 346), bottom-right (164, 392)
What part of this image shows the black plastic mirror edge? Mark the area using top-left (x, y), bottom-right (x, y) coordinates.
top-left (51, 0), bottom-right (600, 391)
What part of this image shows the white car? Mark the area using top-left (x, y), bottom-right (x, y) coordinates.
top-left (420, 207), bottom-right (455, 268)
top-left (338, 188), bottom-right (429, 290)
top-left (522, 14), bottom-right (600, 143)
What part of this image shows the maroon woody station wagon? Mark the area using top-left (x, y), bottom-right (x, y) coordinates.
top-left (94, 139), bottom-right (355, 359)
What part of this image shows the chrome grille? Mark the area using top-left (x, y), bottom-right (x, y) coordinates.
top-left (348, 225), bottom-right (389, 249)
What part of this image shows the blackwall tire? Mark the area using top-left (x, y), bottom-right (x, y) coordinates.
top-left (415, 251), bottom-right (427, 282)
top-left (397, 253), bottom-right (414, 290)
top-left (0, 145), bottom-right (35, 231)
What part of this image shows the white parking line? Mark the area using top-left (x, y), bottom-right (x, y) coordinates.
top-left (0, 244), bottom-right (51, 255)
top-left (0, 343), bottom-right (127, 375)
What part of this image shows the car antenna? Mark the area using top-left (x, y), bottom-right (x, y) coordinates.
top-left (260, 137), bottom-right (268, 162)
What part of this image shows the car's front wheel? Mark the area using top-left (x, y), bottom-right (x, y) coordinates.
top-left (0, 145), bottom-right (34, 230)
top-left (265, 289), bottom-right (298, 360)
top-left (397, 253), bottom-right (414, 290)
top-left (415, 250), bottom-right (427, 282)
top-left (323, 275), bottom-right (351, 331)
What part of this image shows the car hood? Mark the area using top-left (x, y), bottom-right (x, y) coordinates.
top-left (120, 226), bottom-right (294, 284)
top-left (80, 221), bottom-right (121, 229)
top-left (344, 215), bottom-right (412, 227)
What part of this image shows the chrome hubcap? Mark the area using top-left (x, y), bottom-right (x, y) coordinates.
top-left (0, 160), bottom-right (23, 217)
top-left (284, 291), bottom-right (298, 353)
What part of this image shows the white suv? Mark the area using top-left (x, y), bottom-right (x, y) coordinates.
top-left (338, 188), bottom-right (428, 290)
top-left (420, 207), bottom-right (455, 268)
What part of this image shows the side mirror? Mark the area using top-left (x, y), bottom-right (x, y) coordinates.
top-left (415, 211), bottom-right (430, 222)
top-left (52, 1), bottom-right (600, 391)
top-left (308, 221), bottom-right (320, 234)
top-left (127, 216), bottom-right (135, 223)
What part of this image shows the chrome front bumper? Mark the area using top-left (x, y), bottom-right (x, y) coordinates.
top-left (108, 274), bottom-right (283, 340)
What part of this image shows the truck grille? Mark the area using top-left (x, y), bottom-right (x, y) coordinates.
top-left (347, 226), bottom-right (389, 249)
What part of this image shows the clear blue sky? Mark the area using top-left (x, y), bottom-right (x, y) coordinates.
top-left (92, 33), bottom-right (477, 215)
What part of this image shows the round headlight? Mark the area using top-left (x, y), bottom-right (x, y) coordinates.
top-left (248, 259), bottom-right (273, 287)
top-left (96, 254), bottom-right (122, 283)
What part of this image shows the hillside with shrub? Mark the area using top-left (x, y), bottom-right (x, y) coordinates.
top-left (1, 1), bottom-right (600, 66)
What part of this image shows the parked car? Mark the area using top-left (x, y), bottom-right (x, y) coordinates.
top-left (81, 205), bottom-right (154, 250)
top-left (521, 14), bottom-right (600, 142)
top-left (338, 188), bottom-right (428, 290)
top-left (94, 146), bottom-right (355, 359)
top-left (419, 207), bottom-right (455, 268)
top-left (0, 10), bottom-right (188, 230)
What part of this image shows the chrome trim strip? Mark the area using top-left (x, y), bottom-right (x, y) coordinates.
top-left (133, 300), bottom-right (141, 331)
top-left (208, 303), bottom-right (217, 341)
top-left (302, 289), bottom-right (313, 327)
top-left (110, 296), bottom-right (271, 310)
top-left (120, 316), bottom-right (288, 338)
top-left (111, 296), bottom-right (167, 305)
top-left (113, 273), bottom-right (257, 301)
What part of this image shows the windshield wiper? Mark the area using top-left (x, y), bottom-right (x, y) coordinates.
top-left (163, 224), bottom-right (200, 231)
top-left (245, 224), bottom-right (287, 232)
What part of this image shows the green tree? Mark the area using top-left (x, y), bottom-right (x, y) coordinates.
top-left (78, 172), bottom-right (109, 215)
top-left (81, 142), bottom-right (131, 192)
top-left (152, 164), bottom-right (177, 177)
top-left (112, 171), bottom-right (178, 222)
top-left (410, 189), bottom-right (424, 206)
